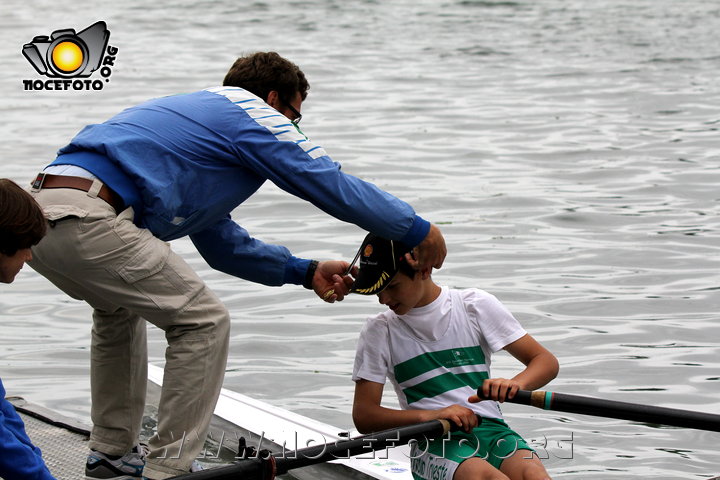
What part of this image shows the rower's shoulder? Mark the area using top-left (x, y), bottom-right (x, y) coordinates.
top-left (359, 310), bottom-right (395, 336)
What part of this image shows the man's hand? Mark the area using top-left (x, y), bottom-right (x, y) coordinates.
top-left (312, 260), bottom-right (357, 303)
top-left (405, 224), bottom-right (446, 271)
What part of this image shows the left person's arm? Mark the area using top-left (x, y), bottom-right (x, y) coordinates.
top-left (469, 334), bottom-right (559, 403)
top-left (254, 149), bottom-right (446, 274)
top-left (308, 260), bottom-right (357, 303)
top-left (232, 124), bottom-right (431, 249)
top-left (190, 216), bottom-right (356, 301)
top-left (190, 215), bottom-right (298, 286)
top-left (0, 396), bottom-right (57, 480)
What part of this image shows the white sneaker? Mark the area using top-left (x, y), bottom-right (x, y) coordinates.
top-left (85, 444), bottom-right (149, 479)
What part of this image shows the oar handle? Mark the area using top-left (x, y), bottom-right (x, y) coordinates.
top-left (476, 388), bottom-right (720, 433)
top-left (475, 389), bottom-right (545, 408)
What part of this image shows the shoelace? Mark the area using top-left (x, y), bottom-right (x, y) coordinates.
top-left (134, 443), bottom-right (150, 460)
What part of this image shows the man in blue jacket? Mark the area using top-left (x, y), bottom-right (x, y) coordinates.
top-left (0, 179), bottom-right (56, 480)
top-left (27, 51), bottom-right (446, 479)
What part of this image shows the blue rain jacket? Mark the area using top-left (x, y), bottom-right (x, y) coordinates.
top-left (0, 380), bottom-right (56, 480)
top-left (50, 87), bottom-right (430, 286)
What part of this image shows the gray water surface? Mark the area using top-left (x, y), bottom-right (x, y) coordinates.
top-left (1, 1), bottom-right (719, 478)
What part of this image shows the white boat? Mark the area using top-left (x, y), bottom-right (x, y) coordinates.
top-left (147, 364), bottom-right (414, 480)
top-left (18, 368), bottom-right (719, 479)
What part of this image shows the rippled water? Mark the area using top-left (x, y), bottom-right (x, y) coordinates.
top-left (1, 1), bottom-right (719, 478)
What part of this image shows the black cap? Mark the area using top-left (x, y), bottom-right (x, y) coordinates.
top-left (350, 233), bottom-right (412, 295)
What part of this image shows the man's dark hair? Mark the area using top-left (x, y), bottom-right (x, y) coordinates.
top-left (0, 179), bottom-right (47, 256)
top-left (223, 51), bottom-right (309, 103)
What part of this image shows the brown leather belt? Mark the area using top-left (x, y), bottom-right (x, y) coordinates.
top-left (32, 173), bottom-right (125, 213)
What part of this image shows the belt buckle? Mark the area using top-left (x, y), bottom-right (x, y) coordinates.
top-left (31, 172), bottom-right (47, 191)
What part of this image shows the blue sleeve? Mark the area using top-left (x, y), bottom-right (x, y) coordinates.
top-left (225, 109), bottom-right (431, 247)
top-left (192, 108), bottom-right (431, 285)
top-left (190, 216), bottom-right (310, 286)
top-left (0, 386), bottom-right (57, 480)
top-left (245, 151), bottom-right (430, 246)
top-left (282, 157), bottom-right (430, 247)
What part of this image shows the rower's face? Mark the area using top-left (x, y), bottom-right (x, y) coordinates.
top-left (377, 273), bottom-right (422, 316)
top-left (0, 248), bottom-right (33, 284)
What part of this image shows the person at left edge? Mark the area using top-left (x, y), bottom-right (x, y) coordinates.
top-left (0, 179), bottom-right (56, 480)
top-left (26, 51), bottom-right (447, 479)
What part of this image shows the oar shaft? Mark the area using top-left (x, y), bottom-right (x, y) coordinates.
top-left (480, 389), bottom-right (720, 432)
top-left (275, 418), bottom-right (449, 473)
top-left (168, 459), bottom-right (262, 480)
top-left (169, 418), bottom-right (452, 480)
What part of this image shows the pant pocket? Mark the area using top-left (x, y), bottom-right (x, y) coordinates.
top-left (117, 241), bottom-right (171, 284)
top-left (116, 241), bottom-right (204, 315)
top-left (41, 204), bottom-right (89, 222)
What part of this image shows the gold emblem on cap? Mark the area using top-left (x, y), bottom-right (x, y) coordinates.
top-left (354, 271), bottom-right (390, 294)
top-left (363, 244), bottom-right (373, 257)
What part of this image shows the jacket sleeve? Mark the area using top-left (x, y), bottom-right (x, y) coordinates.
top-left (190, 215), bottom-right (310, 286)
top-left (0, 394), bottom-right (57, 480)
top-left (228, 117), bottom-right (430, 247)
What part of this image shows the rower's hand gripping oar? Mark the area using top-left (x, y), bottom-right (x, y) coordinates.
top-left (168, 416), bottom-right (479, 480)
top-left (476, 388), bottom-right (720, 433)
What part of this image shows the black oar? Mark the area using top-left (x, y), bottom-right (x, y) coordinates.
top-left (476, 388), bottom-right (720, 432)
top-left (169, 417), bottom-right (456, 480)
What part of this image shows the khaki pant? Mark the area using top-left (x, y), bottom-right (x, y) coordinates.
top-left (28, 181), bottom-right (230, 479)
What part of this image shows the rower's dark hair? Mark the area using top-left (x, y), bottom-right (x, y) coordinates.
top-left (396, 253), bottom-right (418, 279)
top-left (223, 51), bottom-right (309, 103)
top-left (0, 179), bottom-right (47, 256)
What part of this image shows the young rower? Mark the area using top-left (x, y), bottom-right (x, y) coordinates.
top-left (350, 233), bottom-right (559, 480)
top-left (0, 178), bottom-right (56, 480)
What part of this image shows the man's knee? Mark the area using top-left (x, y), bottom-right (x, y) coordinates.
top-left (167, 287), bottom-right (231, 339)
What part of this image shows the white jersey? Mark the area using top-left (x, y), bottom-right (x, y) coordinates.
top-left (353, 287), bottom-right (526, 419)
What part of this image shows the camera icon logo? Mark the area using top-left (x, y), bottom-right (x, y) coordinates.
top-left (22, 21), bottom-right (109, 78)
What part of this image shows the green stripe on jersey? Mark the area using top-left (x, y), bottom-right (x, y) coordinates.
top-left (403, 371), bottom-right (490, 404)
top-left (394, 346), bottom-right (486, 384)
